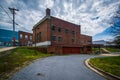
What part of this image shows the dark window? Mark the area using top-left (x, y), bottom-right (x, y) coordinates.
top-left (37, 32), bottom-right (41, 42)
top-left (39, 32), bottom-right (41, 42)
top-left (51, 26), bottom-right (55, 31)
top-left (72, 30), bottom-right (75, 35)
top-left (58, 36), bottom-right (62, 42)
top-left (72, 39), bottom-right (74, 42)
top-left (58, 27), bottom-right (61, 32)
top-left (65, 29), bottom-right (69, 33)
top-left (51, 36), bottom-right (56, 41)
top-left (37, 33), bottom-right (39, 42)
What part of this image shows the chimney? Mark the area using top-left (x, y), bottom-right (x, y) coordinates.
top-left (46, 8), bottom-right (50, 16)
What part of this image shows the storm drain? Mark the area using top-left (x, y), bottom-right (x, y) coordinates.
top-left (37, 73), bottom-right (45, 77)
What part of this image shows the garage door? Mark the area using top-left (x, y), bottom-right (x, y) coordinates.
top-left (63, 47), bottom-right (80, 54)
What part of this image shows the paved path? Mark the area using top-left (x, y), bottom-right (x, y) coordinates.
top-left (0, 47), bottom-right (16, 57)
top-left (100, 53), bottom-right (120, 56)
top-left (0, 47), bottom-right (16, 52)
top-left (9, 54), bottom-right (106, 80)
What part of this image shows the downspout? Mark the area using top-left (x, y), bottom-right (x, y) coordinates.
top-left (35, 28), bottom-right (36, 48)
top-left (47, 16), bottom-right (52, 53)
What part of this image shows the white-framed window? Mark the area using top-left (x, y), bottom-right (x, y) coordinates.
top-left (20, 34), bottom-right (22, 39)
top-left (25, 35), bottom-right (28, 39)
top-left (30, 36), bottom-right (32, 40)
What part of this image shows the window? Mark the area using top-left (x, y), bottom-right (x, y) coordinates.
top-left (25, 35), bottom-right (28, 39)
top-left (20, 34), bottom-right (22, 39)
top-left (58, 27), bottom-right (61, 32)
top-left (51, 36), bottom-right (56, 41)
top-left (72, 39), bottom-right (74, 42)
top-left (30, 36), bottom-right (32, 40)
top-left (39, 32), bottom-right (41, 42)
top-left (72, 30), bottom-right (75, 35)
top-left (37, 32), bottom-right (41, 42)
top-left (58, 36), bottom-right (62, 42)
top-left (51, 26), bottom-right (55, 31)
top-left (65, 29), bottom-right (69, 33)
top-left (36, 33), bottom-right (39, 42)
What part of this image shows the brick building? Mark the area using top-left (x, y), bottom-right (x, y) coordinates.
top-left (18, 31), bottom-right (33, 46)
top-left (32, 8), bottom-right (92, 54)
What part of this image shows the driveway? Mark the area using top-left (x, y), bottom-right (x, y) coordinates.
top-left (9, 54), bottom-right (106, 80)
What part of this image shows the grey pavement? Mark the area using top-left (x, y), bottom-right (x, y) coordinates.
top-left (9, 54), bottom-right (106, 80)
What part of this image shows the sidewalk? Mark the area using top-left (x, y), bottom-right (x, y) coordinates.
top-left (0, 47), bottom-right (16, 56)
top-left (100, 53), bottom-right (120, 56)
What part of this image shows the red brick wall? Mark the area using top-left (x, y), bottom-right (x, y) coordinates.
top-left (80, 34), bottom-right (92, 45)
top-left (18, 31), bottom-right (33, 46)
top-left (33, 19), bottom-right (50, 43)
top-left (48, 46), bottom-right (62, 54)
top-left (50, 16), bottom-right (81, 46)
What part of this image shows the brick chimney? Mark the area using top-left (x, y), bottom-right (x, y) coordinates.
top-left (46, 8), bottom-right (50, 16)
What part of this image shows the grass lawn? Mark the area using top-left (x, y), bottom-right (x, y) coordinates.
top-left (92, 47), bottom-right (120, 54)
top-left (0, 47), bottom-right (56, 80)
top-left (92, 48), bottom-right (100, 52)
top-left (92, 48), bottom-right (101, 54)
top-left (90, 56), bottom-right (120, 77)
top-left (105, 48), bottom-right (120, 52)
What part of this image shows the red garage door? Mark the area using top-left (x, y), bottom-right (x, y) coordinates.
top-left (63, 47), bottom-right (80, 54)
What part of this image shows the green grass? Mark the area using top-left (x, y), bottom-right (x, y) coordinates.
top-left (105, 48), bottom-right (120, 52)
top-left (92, 47), bottom-right (120, 54)
top-left (92, 48), bottom-right (101, 54)
top-left (0, 47), bottom-right (55, 80)
top-left (90, 56), bottom-right (120, 77)
top-left (92, 48), bottom-right (99, 52)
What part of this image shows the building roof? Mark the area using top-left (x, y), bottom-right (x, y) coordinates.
top-left (18, 30), bottom-right (33, 34)
top-left (32, 8), bottom-right (80, 29)
top-left (33, 15), bottom-right (50, 29)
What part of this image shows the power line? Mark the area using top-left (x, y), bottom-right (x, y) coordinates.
top-left (0, 18), bottom-right (19, 25)
top-left (0, 5), bottom-right (12, 21)
top-left (0, 5), bottom-right (30, 33)
top-left (0, 19), bottom-right (30, 32)
top-left (0, 18), bottom-right (29, 32)
top-left (0, 19), bottom-right (12, 24)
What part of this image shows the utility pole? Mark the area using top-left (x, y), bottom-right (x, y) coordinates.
top-left (9, 7), bottom-right (19, 46)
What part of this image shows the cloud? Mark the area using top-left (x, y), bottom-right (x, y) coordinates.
top-left (0, 0), bottom-right (120, 36)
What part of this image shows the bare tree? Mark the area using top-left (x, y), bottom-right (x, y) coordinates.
top-left (111, 5), bottom-right (120, 36)
top-left (110, 5), bottom-right (120, 48)
top-left (114, 36), bottom-right (120, 48)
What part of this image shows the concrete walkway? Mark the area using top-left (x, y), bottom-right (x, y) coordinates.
top-left (0, 47), bottom-right (16, 52)
top-left (9, 54), bottom-right (106, 80)
top-left (100, 53), bottom-right (120, 56)
top-left (0, 47), bottom-right (16, 57)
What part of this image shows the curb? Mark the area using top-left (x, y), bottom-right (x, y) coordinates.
top-left (84, 59), bottom-right (120, 80)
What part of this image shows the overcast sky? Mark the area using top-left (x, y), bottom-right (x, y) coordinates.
top-left (0, 0), bottom-right (120, 36)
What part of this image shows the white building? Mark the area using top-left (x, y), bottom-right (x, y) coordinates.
top-left (93, 40), bottom-right (107, 46)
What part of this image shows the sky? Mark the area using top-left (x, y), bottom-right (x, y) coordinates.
top-left (0, 0), bottom-right (120, 40)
